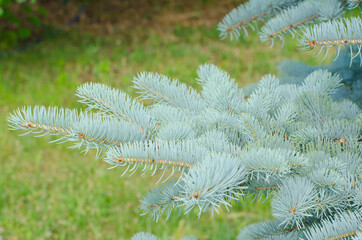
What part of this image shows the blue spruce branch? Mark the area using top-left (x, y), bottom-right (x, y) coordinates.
top-left (9, 64), bottom-right (362, 239)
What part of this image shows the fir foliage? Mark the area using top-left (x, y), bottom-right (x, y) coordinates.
top-left (218, 0), bottom-right (301, 40)
top-left (299, 17), bottom-right (362, 62)
top-left (7, 1), bottom-right (362, 239)
top-left (76, 82), bottom-right (155, 132)
top-left (9, 63), bottom-right (362, 239)
top-left (8, 106), bottom-right (147, 153)
top-left (220, 0), bottom-right (362, 106)
top-left (219, 0), bottom-right (362, 63)
top-left (259, 0), bottom-right (344, 46)
top-left (279, 53), bottom-right (362, 107)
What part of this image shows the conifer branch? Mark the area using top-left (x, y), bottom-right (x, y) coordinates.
top-left (303, 210), bottom-right (362, 240)
top-left (347, 0), bottom-right (362, 9)
top-left (300, 17), bottom-right (362, 64)
top-left (197, 64), bottom-right (244, 112)
top-left (245, 176), bottom-right (282, 201)
top-left (140, 180), bottom-right (184, 221)
top-left (244, 74), bottom-right (281, 119)
top-left (9, 61), bottom-right (362, 238)
top-left (8, 106), bottom-right (146, 151)
top-left (291, 119), bottom-right (361, 145)
top-left (218, 0), bottom-right (301, 40)
top-left (237, 218), bottom-right (304, 239)
top-left (260, 1), bottom-right (318, 45)
top-left (150, 104), bottom-right (190, 125)
top-left (240, 148), bottom-right (308, 180)
top-left (271, 177), bottom-right (318, 228)
top-left (133, 72), bottom-right (206, 114)
top-left (239, 113), bottom-right (267, 142)
top-left (260, 0), bottom-right (344, 45)
top-left (313, 190), bottom-right (347, 218)
top-left (194, 130), bottom-right (241, 153)
top-left (179, 153), bottom-right (248, 217)
top-left (76, 83), bottom-right (155, 131)
top-left (219, 0), bottom-right (362, 66)
top-left (156, 122), bottom-right (196, 141)
top-left (105, 141), bottom-right (205, 178)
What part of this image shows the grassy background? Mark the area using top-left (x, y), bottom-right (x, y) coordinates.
top-left (0, 1), bottom-right (324, 239)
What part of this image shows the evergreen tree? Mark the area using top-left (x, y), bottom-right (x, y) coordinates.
top-left (8, 0), bottom-right (362, 239)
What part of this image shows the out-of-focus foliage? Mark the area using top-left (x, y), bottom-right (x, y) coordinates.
top-left (0, 0), bottom-right (46, 49)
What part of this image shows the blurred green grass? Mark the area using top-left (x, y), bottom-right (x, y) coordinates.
top-left (0, 17), bottom-right (324, 240)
